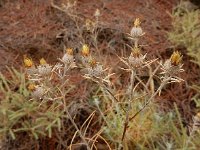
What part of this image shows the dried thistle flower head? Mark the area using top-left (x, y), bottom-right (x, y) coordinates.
top-left (128, 47), bottom-right (146, 68)
top-left (84, 58), bottom-right (104, 78)
top-left (23, 55), bottom-right (33, 68)
top-left (24, 55), bottom-right (38, 75)
top-left (28, 83), bottom-right (36, 91)
top-left (40, 58), bottom-right (47, 65)
top-left (161, 51), bottom-right (184, 79)
top-left (61, 48), bottom-right (75, 65)
top-left (66, 48), bottom-right (73, 55)
top-left (130, 18), bottom-right (144, 40)
top-left (27, 83), bottom-right (45, 99)
top-left (38, 58), bottom-right (52, 76)
top-left (87, 64), bottom-right (103, 78)
top-left (81, 44), bottom-right (90, 57)
top-left (134, 18), bottom-right (141, 27)
top-left (170, 51), bottom-right (182, 66)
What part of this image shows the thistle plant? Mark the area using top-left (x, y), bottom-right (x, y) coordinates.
top-left (0, 67), bottom-right (64, 143)
top-left (72, 18), bottom-right (185, 149)
top-left (22, 45), bottom-right (115, 149)
top-left (160, 51), bottom-right (184, 81)
top-left (22, 48), bottom-right (93, 149)
top-left (130, 18), bottom-right (145, 47)
top-left (80, 44), bottom-right (117, 106)
top-left (93, 18), bottom-right (185, 149)
top-left (0, 15), bottom-right (189, 149)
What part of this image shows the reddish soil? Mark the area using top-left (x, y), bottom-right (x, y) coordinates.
top-left (79, 0), bottom-right (176, 55)
top-left (0, 0), bottom-right (199, 120)
top-left (0, 0), bottom-right (178, 69)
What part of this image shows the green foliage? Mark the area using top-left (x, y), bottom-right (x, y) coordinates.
top-left (100, 94), bottom-right (200, 149)
top-left (0, 68), bottom-right (63, 140)
top-left (168, 2), bottom-right (200, 114)
top-left (92, 85), bottom-right (200, 150)
top-left (168, 4), bottom-right (200, 66)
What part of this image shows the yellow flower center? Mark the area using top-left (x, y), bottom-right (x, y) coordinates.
top-left (66, 48), bottom-right (73, 55)
top-left (81, 44), bottom-right (90, 56)
top-left (170, 51), bottom-right (182, 66)
top-left (40, 58), bottom-right (47, 65)
top-left (134, 18), bottom-right (141, 27)
top-left (23, 55), bottom-right (33, 68)
top-left (28, 83), bottom-right (36, 91)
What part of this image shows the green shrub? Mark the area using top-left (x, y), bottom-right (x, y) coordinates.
top-left (168, 3), bottom-right (200, 66)
top-left (0, 68), bottom-right (63, 140)
top-left (168, 2), bottom-right (200, 113)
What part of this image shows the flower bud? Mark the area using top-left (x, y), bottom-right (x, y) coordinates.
top-left (66, 48), bottom-right (73, 55)
top-left (23, 55), bottom-right (33, 68)
top-left (40, 58), bottom-right (47, 65)
top-left (61, 48), bottom-right (74, 65)
top-left (81, 44), bottom-right (90, 57)
top-left (161, 51), bottom-right (183, 76)
top-left (134, 18), bottom-right (141, 27)
top-left (38, 58), bottom-right (52, 76)
top-left (170, 51), bottom-right (182, 66)
top-left (130, 18), bottom-right (144, 39)
top-left (128, 47), bottom-right (145, 68)
top-left (28, 83), bottom-right (36, 91)
top-left (85, 58), bottom-right (103, 77)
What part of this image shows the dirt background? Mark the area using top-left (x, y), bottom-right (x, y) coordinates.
top-left (0, 0), bottom-right (176, 68)
top-left (0, 0), bottom-right (200, 122)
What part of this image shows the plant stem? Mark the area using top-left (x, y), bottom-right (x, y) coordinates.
top-left (121, 70), bottom-right (135, 142)
top-left (65, 109), bottom-right (91, 150)
top-left (100, 82), bottom-right (126, 112)
top-left (129, 77), bottom-right (170, 121)
top-left (60, 86), bottom-right (91, 150)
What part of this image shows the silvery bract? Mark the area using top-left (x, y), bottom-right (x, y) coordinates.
top-left (61, 53), bottom-right (74, 65)
top-left (128, 54), bottom-right (146, 68)
top-left (25, 66), bottom-right (38, 75)
top-left (31, 86), bottom-right (45, 99)
top-left (86, 64), bottom-right (103, 77)
top-left (161, 59), bottom-right (183, 76)
top-left (38, 64), bottom-right (52, 76)
top-left (130, 26), bottom-right (144, 39)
